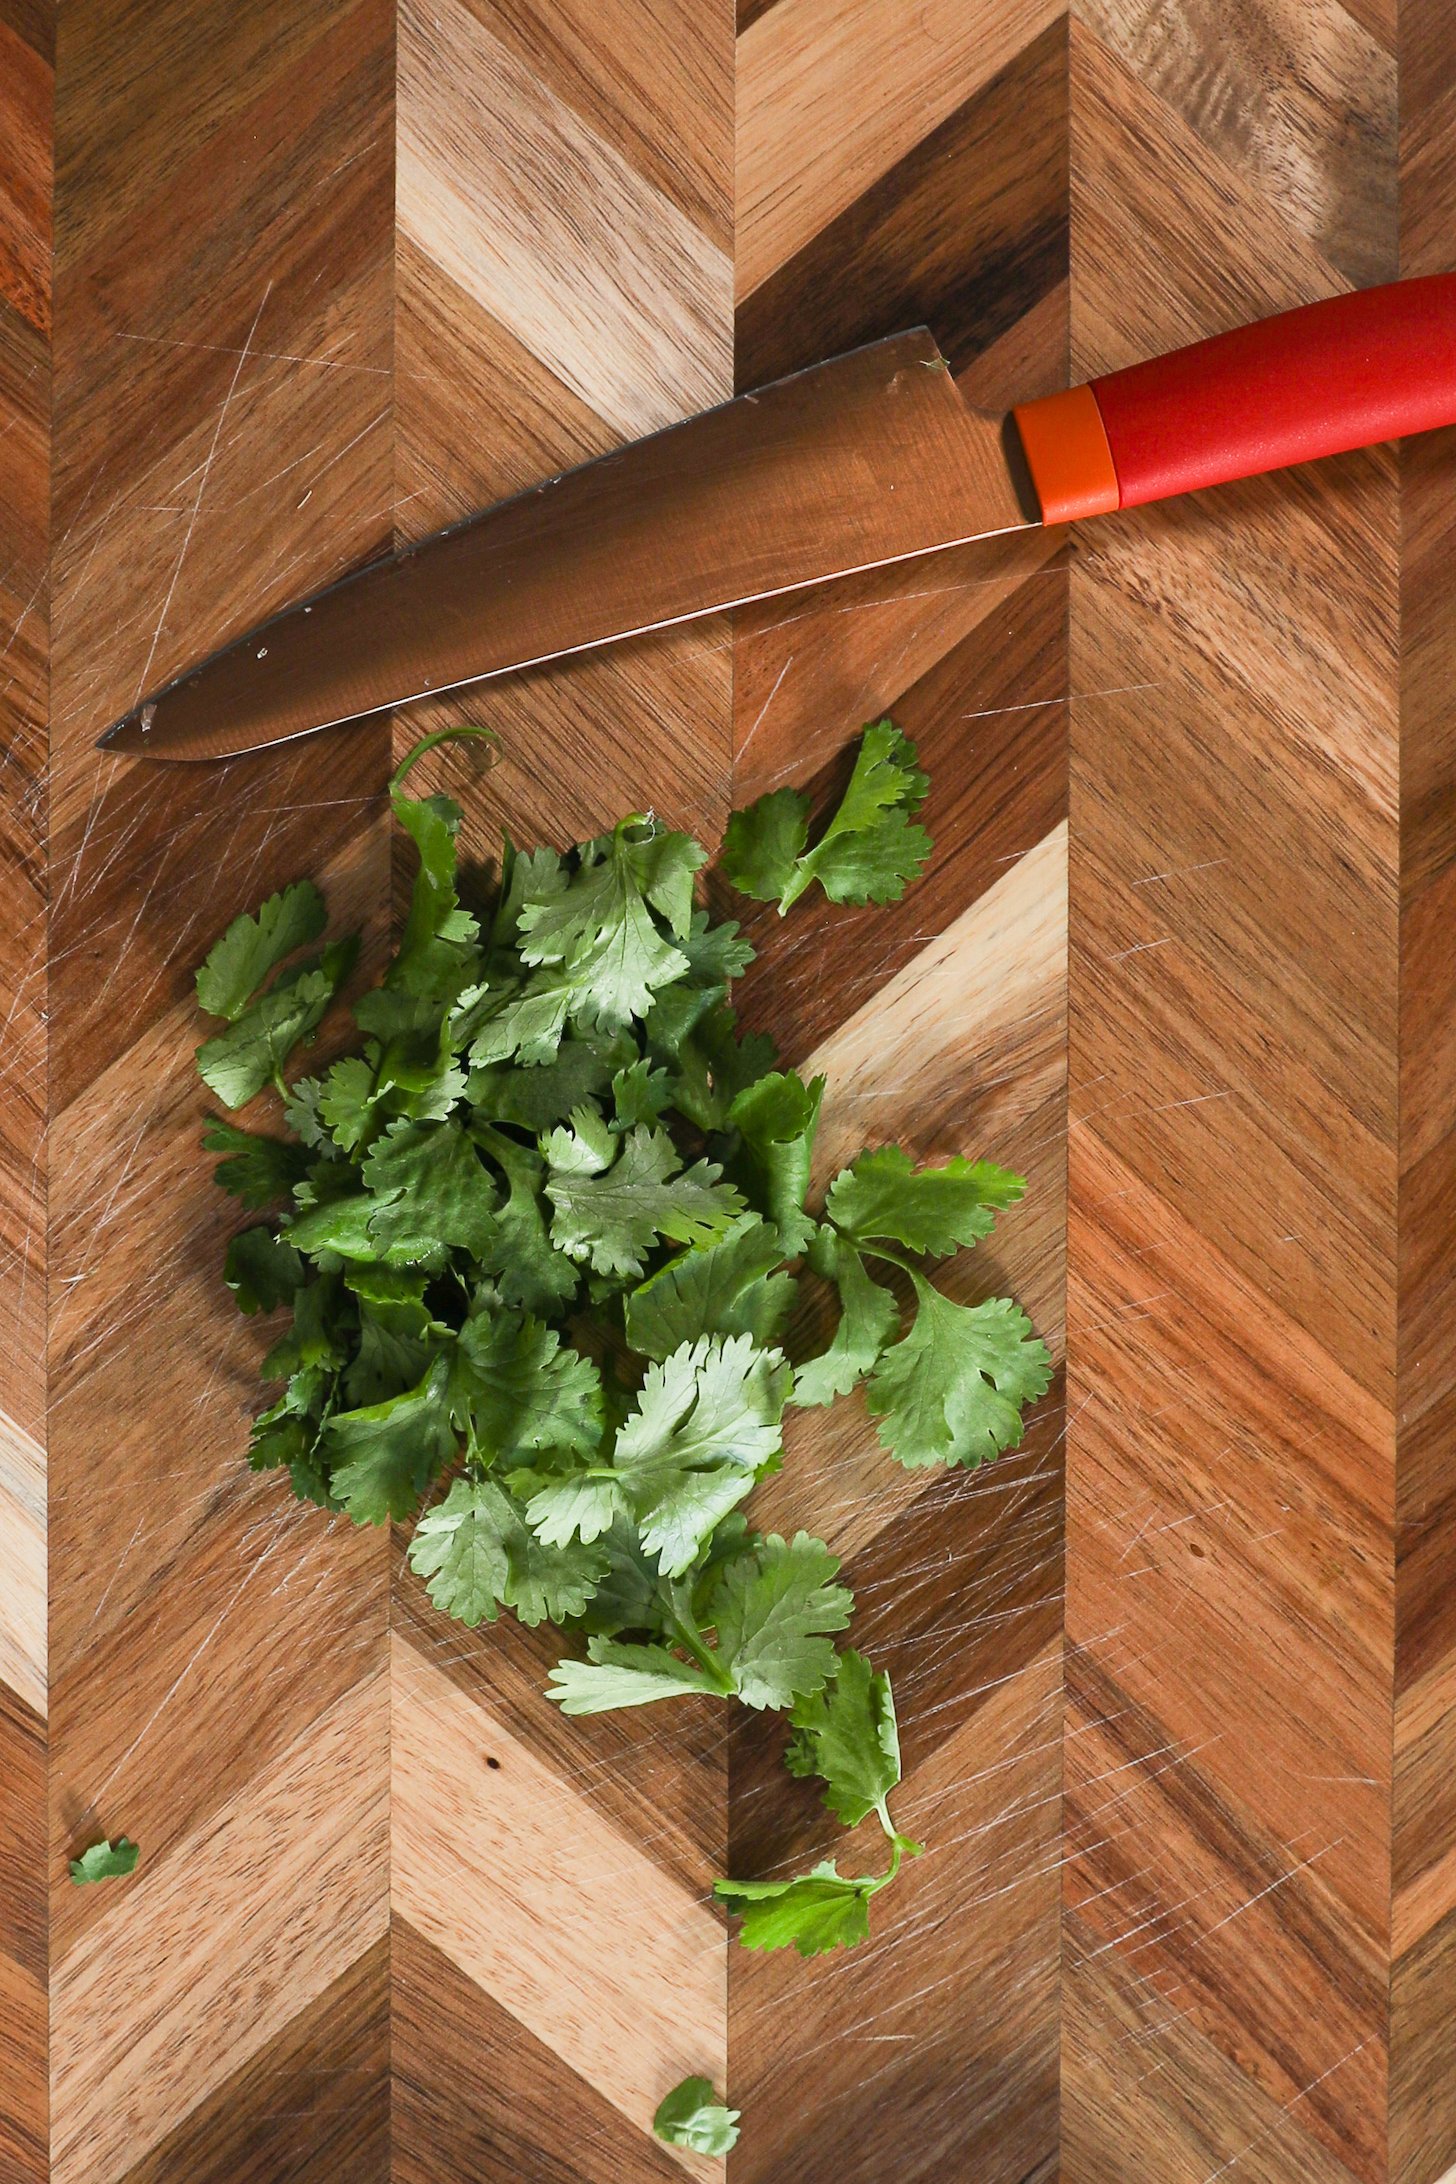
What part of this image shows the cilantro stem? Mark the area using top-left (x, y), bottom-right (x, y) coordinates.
top-left (390, 722), bottom-right (497, 794)
top-left (666, 1604), bottom-right (734, 1694)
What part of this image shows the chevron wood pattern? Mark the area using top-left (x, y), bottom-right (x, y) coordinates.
top-left (9, 2), bottom-right (1456, 2179)
top-left (727, 8), bottom-right (1069, 2177)
top-left (389, 3), bottom-right (735, 2175)
top-left (1395, 9), bottom-right (1456, 2180)
top-left (1063, 4), bottom-right (1455, 2181)
top-left (0, 1), bottom-right (50, 2176)
top-left (43, 1), bottom-right (395, 2178)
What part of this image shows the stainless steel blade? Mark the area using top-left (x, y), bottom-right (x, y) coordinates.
top-left (98, 327), bottom-right (1039, 761)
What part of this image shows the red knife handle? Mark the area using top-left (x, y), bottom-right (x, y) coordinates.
top-left (1012, 273), bottom-right (1456, 523)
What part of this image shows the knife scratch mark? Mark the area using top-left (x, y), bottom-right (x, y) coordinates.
top-left (132, 280), bottom-right (274, 709)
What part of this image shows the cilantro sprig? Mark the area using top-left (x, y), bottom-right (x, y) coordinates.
top-left (194, 719), bottom-right (1050, 2123)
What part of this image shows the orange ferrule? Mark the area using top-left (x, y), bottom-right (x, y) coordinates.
top-left (1011, 383), bottom-right (1121, 524)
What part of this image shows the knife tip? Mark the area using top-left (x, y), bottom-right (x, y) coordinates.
top-left (96, 702), bottom-right (156, 754)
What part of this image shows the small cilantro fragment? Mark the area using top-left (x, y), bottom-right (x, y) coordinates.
top-left (653, 2077), bottom-right (740, 2157)
top-left (197, 939), bottom-right (358, 1109)
top-left (722, 720), bottom-right (931, 914)
top-left (70, 1836), bottom-right (140, 1886)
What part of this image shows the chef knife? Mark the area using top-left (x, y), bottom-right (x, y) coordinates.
top-left (100, 273), bottom-right (1456, 761)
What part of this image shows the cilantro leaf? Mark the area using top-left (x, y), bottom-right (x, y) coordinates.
top-left (713, 1861), bottom-right (876, 1956)
top-left (195, 881), bottom-right (326, 1020)
top-left (653, 2077), bottom-right (740, 2158)
top-left (793, 1229), bottom-right (899, 1407)
top-left (547, 1637), bottom-right (716, 1714)
top-left (866, 1279), bottom-right (1052, 1469)
top-left (722, 721), bottom-right (931, 914)
top-left (69, 1836), bottom-right (141, 1886)
top-left (704, 1530), bottom-right (851, 1709)
top-left (720, 787), bottom-right (808, 904)
top-left (729, 1070), bottom-right (823, 1255)
top-left (470, 1125), bottom-right (577, 1314)
top-left (361, 1118), bottom-right (499, 1264)
top-left (461, 968), bottom-right (575, 1068)
top-left (324, 1357), bottom-right (457, 1524)
top-left (680, 909), bottom-right (753, 987)
top-left (408, 1476), bottom-right (513, 1624)
top-left (649, 989), bottom-right (777, 1133)
top-left (452, 1310), bottom-right (601, 1464)
top-left (390, 788), bottom-right (482, 1003)
top-left (203, 1118), bottom-right (310, 1208)
top-left (610, 1057), bottom-right (670, 1129)
top-left (786, 1650), bottom-right (903, 1831)
top-left (517, 817), bottom-right (704, 1030)
top-left (624, 1214), bottom-right (794, 1360)
top-left (223, 1226), bottom-right (305, 1315)
top-left (409, 1474), bottom-right (606, 1627)
top-left (196, 939), bottom-right (357, 1108)
top-left (468, 1036), bottom-right (621, 1130)
top-left (826, 1145), bottom-right (1024, 1257)
top-left (610, 1335), bottom-right (789, 1576)
top-left (543, 1121), bottom-right (744, 1280)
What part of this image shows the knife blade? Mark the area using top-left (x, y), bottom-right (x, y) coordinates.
top-left (101, 273), bottom-right (1456, 761)
top-left (98, 329), bottom-right (1035, 762)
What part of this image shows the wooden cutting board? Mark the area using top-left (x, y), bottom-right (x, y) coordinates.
top-left (0, 1), bottom-right (1451, 2180)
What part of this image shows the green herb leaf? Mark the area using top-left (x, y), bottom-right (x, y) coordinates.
top-left (69, 1836), bottom-right (141, 1886)
top-left (826, 1144), bottom-right (1024, 1256)
top-left (786, 1649), bottom-right (903, 1832)
top-left (547, 1637), bottom-right (716, 1714)
top-left (361, 1118), bottom-right (499, 1265)
top-left (609, 1335), bottom-right (789, 1576)
top-left (195, 881), bottom-right (326, 1020)
top-left (713, 1861), bottom-right (876, 1956)
top-left (720, 786), bottom-right (809, 905)
top-left (517, 816), bottom-right (705, 1030)
top-left (453, 1310), bottom-right (601, 1465)
top-left (203, 1118), bottom-right (310, 1208)
top-left (729, 1069), bottom-right (823, 1255)
top-left (794, 1229), bottom-right (898, 1406)
top-left (324, 1357), bottom-right (458, 1524)
top-left (543, 1121), bottom-right (744, 1281)
top-left (705, 1530), bottom-right (852, 1709)
top-left (866, 1279), bottom-right (1052, 1469)
top-left (223, 1226), bottom-right (305, 1316)
top-left (624, 1214), bottom-right (794, 1360)
top-left (409, 1474), bottom-right (606, 1628)
top-left (196, 939), bottom-right (358, 1109)
top-left (653, 2077), bottom-right (740, 2157)
top-left (722, 721), bottom-right (931, 915)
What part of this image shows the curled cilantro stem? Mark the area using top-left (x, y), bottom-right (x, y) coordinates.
top-left (389, 721), bottom-right (497, 794)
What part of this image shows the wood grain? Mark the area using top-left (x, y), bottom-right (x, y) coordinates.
top-left (0, 1), bottom-right (48, 2174)
top-left (728, 5), bottom-right (1069, 2173)
top-left (1061, 4), bottom-right (1453, 2180)
top-left (1394, 7), bottom-right (1456, 2177)
top-left (389, 6), bottom-right (735, 2177)
top-left (43, 0), bottom-right (396, 2175)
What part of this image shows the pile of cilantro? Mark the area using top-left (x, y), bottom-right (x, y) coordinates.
top-left (196, 720), bottom-right (1051, 1976)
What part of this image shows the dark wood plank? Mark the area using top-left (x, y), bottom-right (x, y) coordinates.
top-left (117, 1936), bottom-right (390, 2184)
top-left (394, 1920), bottom-right (695, 2184)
